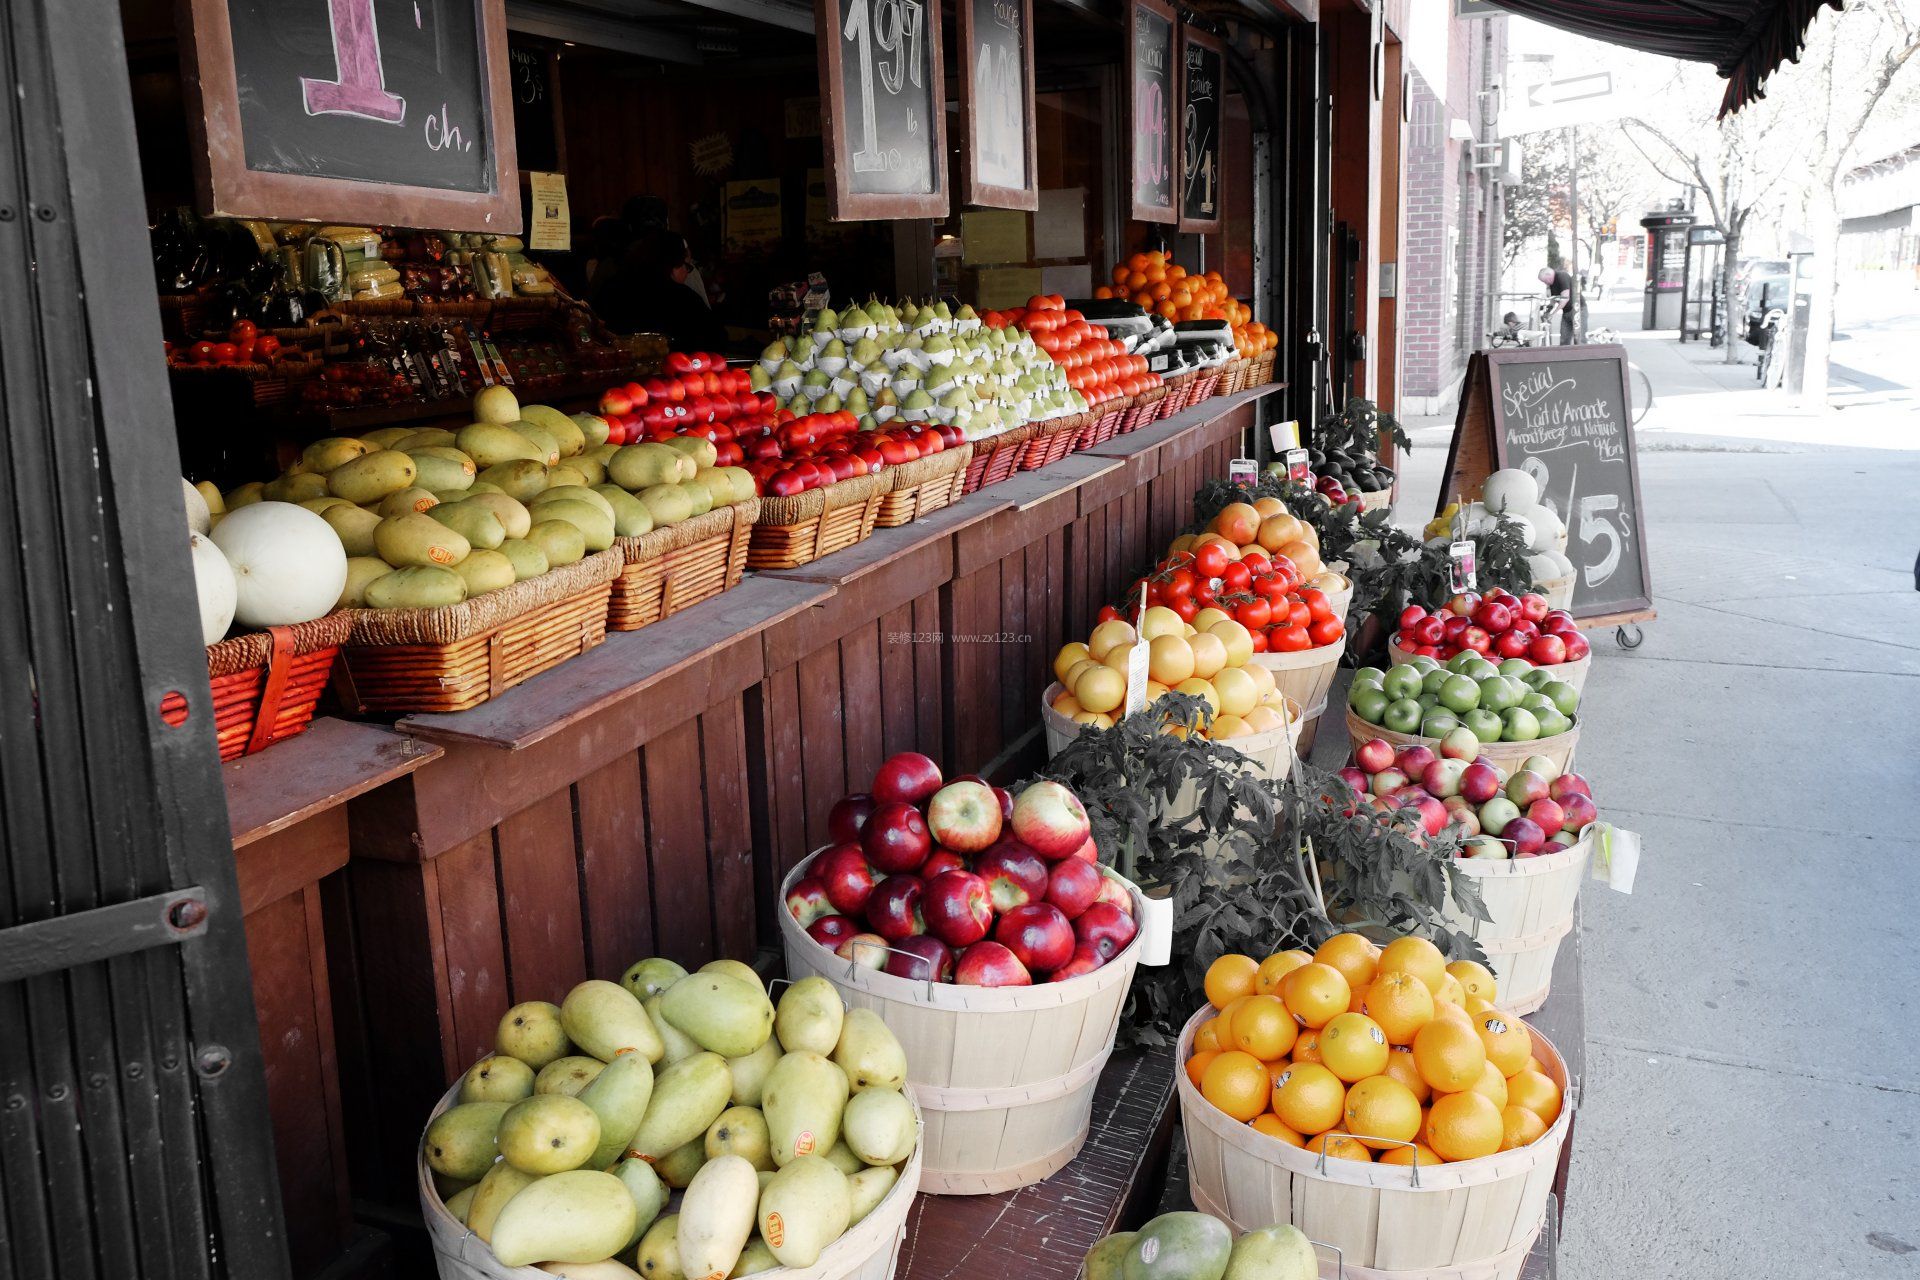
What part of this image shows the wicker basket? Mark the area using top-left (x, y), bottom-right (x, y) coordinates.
top-left (1117, 386), bottom-right (1166, 434)
top-left (875, 444), bottom-right (971, 528)
top-left (1344, 706), bottom-right (1580, 776)
top-left (160, 616), bottom-right (350, 761)
top-left (418, 1073), bottom-right (925, 1280)
top-left (1192, 368), bottom-right (1224, 401)
top-left (1019, 415), bottom-right (1086, 471)
top-left (1178, 1007), bottom-right (1571, 1279)
top-left (1447, 826), bottom-right (1595, 1015)
top-left (608, 498), bottom-right (758, 632)
top-left (1071, 407), bottom-right (1124, 452)
top-left (1217, 358), bottom-right (1252, 397)
top-left (779, 861), bottom-right (1144, 1196)
top-left (1386, 636), bottom-right (1591, 696)
top-left (1250, 642), bottom-right (1344, 726)
top-left (1160, 370), bottom-right (1198, 416)
top-left (1250, 351), bottom-right (1277, 387)
top-left (330, 551), bottom-right (621, 714)
top-left (748, 472), bottom-right (888, 570)
top-left (958, 427), bottom-right (1034, 495)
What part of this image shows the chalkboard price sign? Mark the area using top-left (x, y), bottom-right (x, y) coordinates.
top-left (181, 0), bottom-right (521, 232)
top-left (1440, 347), bottom-right (1654, 621)
top-left (508, 37), bottom-right (561, 175)
top-left (1129, 0), bottom-right (1178, 225)
top-left (817, 0), bottom-right (950, 220)
top-left (1179, 25), bottom-right (1223, 233)
top-left (958, 0), bottom-right (1038, 211)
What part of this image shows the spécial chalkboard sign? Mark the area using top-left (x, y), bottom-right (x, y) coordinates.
top-left (958, 0), bottom-right (1038, 211)
top-left (1179, 25), bottom-right (1223, 233)
top-left (180, 0), bottom-right (520, 232)
top-left (1440, 347), bottom-right (1654, 621)
top-left (817, 0), bottom-right (950, 220)
top-left (1129, 0), bottom-right (1178, 225)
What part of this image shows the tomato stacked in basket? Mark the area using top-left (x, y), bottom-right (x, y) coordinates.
top-left (1104, 540), bottom-right (1345, 655)
top-left (980, 296), bottom-right (1160, 409)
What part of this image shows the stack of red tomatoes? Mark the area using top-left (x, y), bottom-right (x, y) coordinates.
top-left (1393, 590), bottom-right (1591, 664)
top-left (981, 295), bottom-right (1161, 409)
top-left (1099, 541), bottom-right (1347, 654)
top-left (597, 352), bottom-right (770, 445)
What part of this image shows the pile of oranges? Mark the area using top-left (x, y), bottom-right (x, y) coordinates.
top-left (1185, 933), bottom-right (1562, 1167)
top-left (1094, 251), bottom-right (1276, 358)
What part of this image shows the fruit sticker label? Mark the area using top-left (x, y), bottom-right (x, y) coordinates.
top-left (1229, 456), bottom-right (1257, 487)
top-left (1448, 541), bottom-right (1477, 593)
top-left (765, 1213), bottom-right (785, 1248)
top-left (1139, 1238), bottom-right (1161, 1265)
top-left (794, 1130), bottom-right (816, 1156)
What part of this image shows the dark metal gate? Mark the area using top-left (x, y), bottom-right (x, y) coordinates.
top-left (0, 0), bottom-right (289, 1275)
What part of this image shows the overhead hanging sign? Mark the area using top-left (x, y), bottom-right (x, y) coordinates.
top-left (816, 0), bottom-right (950, 219)
top-left (1129, 0), bottom-right (1178, 224)
top-left (180, 0), bottom-right (521, 231)
top-left (1179, 25), bottom-right (1224, 233)
top-left (958, 0), bottom-right (1038, 210)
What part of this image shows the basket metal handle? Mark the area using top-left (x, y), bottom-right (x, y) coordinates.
top-left (841, 938), bottom-right (940, 1001)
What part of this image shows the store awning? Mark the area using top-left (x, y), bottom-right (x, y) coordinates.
top-left (1484, 0), bottom-right (1840, 117)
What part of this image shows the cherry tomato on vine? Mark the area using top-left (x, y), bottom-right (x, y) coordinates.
top-left (1221, 561), bottom-right (1252, 594)
top-left (1170, 596), bottom-right (1199, 623)
top-left (1193, 542), bottom-right (1230, 579)
top-left (1162, 569), bottom-right (1196, 603)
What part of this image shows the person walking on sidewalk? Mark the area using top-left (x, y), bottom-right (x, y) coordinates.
top-left (1538, 264), bottom-right (1582, 344)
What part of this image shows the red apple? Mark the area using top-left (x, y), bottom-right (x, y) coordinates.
top-left (785, 876), bottom-right (833, 927)
top-left (1045, 857), bottom-right (1104, 918)
top-left (1010, 781), bottom-right (1091, 859)
top-left (1354, 738), bottom-right (1395, 773)
top-left (1050, 942), bottom-right (1107, 982)
top-left (1528, 635), bottom-right (1567, 666)
top-left (829, 793), bottom-right (878, 843)
top-left (1369, 767), bottom-right (1409, 797)
top-left (954, 940), bottom-right (1031, 987)
top-left (974, 838), bottom-right (1049, 913)
top-left (866, 875), bottom-right (927, 941)
top-left (1504, 816), bottom-right (1547, 856)
top-left (1526, 798), bottom-right (1566, 837)
top-left (922, 870), bottom-right (994, 948)
top-left (1442, 796), bottom-right (1482, 837)
top-left (806, 915), bottom-right (857, 948)
top-left (1093, 876), bottom-right (1134, 916)
top-left (1337, 766), bottom-right (1370, 794)
top-left (1395, 745), bottom-right (1437, 778)
top-left (1506, 770), bottom-right (1551, 808)
top-left (1405, 794), bottom-right (1450, 837)
top-left (920, 849), bottom-right (967, 879)
top-left (1421, 758), bottom-right (1468, 799)
top-left (1472, 601), bottom-right (1512, 634)
top-left (958, 773), bottom-right (1016, 823)
top-left (1446, 592), bottom-right (1480, 617)
top-left (837, 932), bottom-right (889, 968)
top-left (1459, 761), bottom-right (1502, 805)
top-left (873, 752), bottom-right (943, 807)
top-left (1517, 593), bottom-right (1550, 623)
top-left (815, 841), bottom-right (880, 916)
top-left (862, 801), bottom-right (932, 874)
top-left (1072, 901), bottom-right (1138, 961)
top-left (994, 903), bottom-right (1076, 973)
top-left (1460, 626), bottom-right (1492, 655)
top-left (926, 780), bottom-right (1005, 853)
top-left (1549, 772), bottom-right (1591, 802)
top-left (885, 934), bottom-right (954, 983)
top-left (1496, 631), bottom-right (1531, 659)
top-left (1558, 792), bottom-right (1598, 832)
top-left (1561, 632), bottom-right (1591, 661)
top-left (1067, 835), bottom-right (1099, 862)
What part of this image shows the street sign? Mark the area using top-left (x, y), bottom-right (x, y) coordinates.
top-left (1455, 0), bottom-right (1503, 18)
top-left (1502, 71), bottom-right (1626, 134)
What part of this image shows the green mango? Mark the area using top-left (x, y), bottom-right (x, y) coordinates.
top-left (658, 971), bottom-right (774, 1059)
top-left (364, 566), bottom-right (466, 609)
top-left (579, 1050), bottom-right (656, 1171)
top-left (593, 484), bottom-right (655, 538)
top-left (526, 518), bottom-right (588, 568)
top-left (677, 1155), bottom-right (760, 1280)
top-left (454, 548), bottom-right (517, 597)
top-left (535, 1056), bottom-right (607, 1098)
top-left (374, 511), bottom-right (469, 569)
top-left (458, 421), bottom-right (547, 468)
top-left (1223, 1225), bottom-right (1319, 1280)
top-left (831, 1008), bottom-right (907, 1093)
top-left (429, 500), bottom-right (507, 549)
top-left (489, 1169), bottom-right (638, 1269)
top-left (653, 1137), bottom-right (709, 1189)
top-left (725, 1037), bottom-right (782, 1108)
top-left (442, 1183), bottom-right (478, 1224)
top-left (459, 1053), bottom-right (535, 1104)
top-left (561, 979), bottom-right (665, 1064)
top-left (773, 976), bottom-right (843, 1057)
top-left (464, 1161), bottom-right (537, 1244)
top-left (1084, 1232), bottom-right (1138, 1280)
top-left (479, 458), bottom-right (552, 503)
top-left (755, 1156), bottom-right (850, 1268)
top-left (498, 1094), bottom-right (601, 1175)
top-left (729, 1238), bottom-right (779, 1276)
top-left (705, 1106), bottom-right (773, 1171)
top-left (328, 451), bottom-right (417, 504)
top-left (1122, 1213), bottom-right (1234, 1280)
top-left (846, 1164), bottom-right (897, 1225)
top-left (612, 1156), bottom-right (670, 1248)
top-left (634, 1213), bottom-right (684, 1280)
top-left (499, 538), bottom-right (550, 581)
top-left (761, 1051), bottom-right (848, 1167)
top-left (647, 995), bottom-right (704, 1065)
top-left (621, 957), bottom-right (689, 1001)
top-left (423, 1101), bottom-right (512, 1181)
top-left (498, 1000), bottom-right (574, 1068)
top-left (840, 1087), bottom-right (914, 1165)
top-left (629, 1052), bottom-right (733, 1162)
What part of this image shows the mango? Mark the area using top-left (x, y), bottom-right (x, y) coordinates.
top-left (846, 1165), bottom-right (897, 1225)
top-left (612, 1157), bottom-right (670, 1247)
top-left (561, 980), bottom-right (665, 1064)
top-left (705, 1106), bottom-right (773, 1171)
top-left (1223, 1225), bottom-right (1318, 1280)
top-left (725, 1037), bottom-right (782, 1108)
top-left (536, 1261), bottom-right (642, 1279)
top-left (572, 413), bottom-right (613, 449)
top-left (265, 471), bottom-right (332, 504)
top-left (608, 443), bottom-right (686, 491)
top-left (667, 436), bottom-right (719, 470)
top-left (407, 446), bottom-right (479, 492)
top-left (592, 485), bottom-right (655, 538)
top-left (299, 496), bottom-right (352, 515)
top-left (1084, 1233), bottom-right (1138, 1280)
top-left (337, 556), bottom-right (392, 609)
top-left (621, 957), bottom-right (689, 1001)
top-left (638, 485), bottom-right (696, 528)
top-left (585, 441), bottom-right (622, 469)
top-left (375, 512), bottom-right (469, 569)
top-left (424, 1101), bottom-right (512, 1181)
top-left (516, 421), bottom-right (564, 466)
top-left (658, 972), bottom-right (774, 1059)
top-left (499, 538), bottom-right (550, 582)
top-left (360, 427), bottom-right (416, 450)
top-left (443, 1184), bottom-right (478, 1223)
top-left (654, 1138), bottom-right (708, 1189)
top-left (395, 428), bottom-right (458, 451)
top-left (466, 1161), bottom-right (537, 1243)
top-left (536, 499), bottom-right (616, 553)
top-left (678, 1155), bottom-right (760, 1280)
top-left (832, 1008), bottom-right (907, 1093)
top-left (474, 385), bottom-right (522, 425)
top-left (455, 548), bottom-right (518, 597)
top-left (678, 481), bottom-right (715, 518)
top-left (521, 404), bottom-right (587, 456)
top-left (468, 480), bottom-right (505, 495)
top-left (773, 977), bottom-right (842, 1057)
top-left (302, 437), bottom-right (372, 473)
top-left (841, 1088), bottom-right (914, 1166)
top-left (729, 1239), bottom-right (779, 1276)
top-left (570, 456), bottom-right (609, 486)
top-left (761, 1051), bottom-right (848, 1166)
top-left (490, 1169), bottom-right (638, 1269)
top-left (634, 1214), bottom-right (684, 1280)
top-left (536, 1056), bottom-right (608, 1098)
top-left (499, 1000), bottom-right (574, 1069)
top-left (431, 500), bottom-right (507, 550)
top-left (646, 995), bottom-right (702, 1065)
top-left (527, 519), bottom-right (588, 568)
top-left (323, 503), bottom-right (384, 555)
top-left (717, 468), bottom-right (758, 504)
top-left (820, 1142), bottom-right (863, 1176)
top-left (328, 451), bottom-right (418, 504)
top-left (364, 566), bottom-right (467, 609)
top-left (629, 1052), bottom-right (733, 1161)
top-left (480, 459), bottom-right (552, 503)
top-left (194, 480), bottom-right (226, 515)
top-left (463, 490), bottom-right (533, 539)
top-left (499, 1094), bottom-right (602, 1175)
top-left (579, 1051), bottom-right (657, 1171)
top-left (756, 1156), bottom-right (850, 1268)
top-left (1121, 1213), bottom-right (1233, 1280)
top-left (459, 421), bottom-right (547, 469)
top-left (461, 1054), bottom-right (536, 1104)
top-left (691, 469), bottom-right (735, 512)
top-left (699, 961), bottom-right (764, 992)
top-left (377, 486), bottom-right (440, 518)
top-left (548, 465), bottom-right (593, 490)
top-left (533, 485), bottom-right (618, 523)
top-left (225, 481), bottom-right (266, 509)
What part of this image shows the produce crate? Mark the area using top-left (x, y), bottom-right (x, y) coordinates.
top-left (1041, 682), bottom-right (1303, 784)
top-left (780, 860), bottom-right (1145, 1196)
top-left (1250, 641), bottom-right (1344, 726)
top-left (1019, 415), bottom-right (1086, 471)
top-left (1250, 350), bottom-right (1277, 387)
top-left (1117, 384), bottom-right (1167, 433)
top-left (1447, 825), bottom-right (1597, 1015)
top-left (1345, 705), bottom-right (1581, 777)
top-left (1217, 357), bottom-right (1252, 397)
top-left (747, 471), bottom-right (888, 570)
top-left (959, 426), bottom-right (1035, 495)
top-left (1538, 570), bottom-right (1575, 611)
top-left (160, 616), bottom-right (350, 761)
top-left (1178, 1006), bottom-right (1571, 1279)
top-left (875, 443), bottom-right (972, 528)
top-left (329, 551), bottom-right (621, 714)
top-left (606, 497), bottom-right (758, 632)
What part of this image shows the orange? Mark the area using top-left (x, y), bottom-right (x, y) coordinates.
top-left (1426, 1091), bottom-right (1503, 1162)
top-left (1345, 984), bottom-right (1369, 1014)
top-left (1446, 960), bottom-right (1498, 1004)
top-left (1184, 1049), bottom-right (1218, 1089)
top-left (1318, 1013), bottom-right (1389, 1082)
top-left (1382, 1044), bottom-right (1431, 1104)
top-left (1201, 1050), bottom-right (1272, 1123)
top-left (1194, 1017), bottom-right (1224, 1054)
top-left (1216, 996), bottom-right (1253, 1048)
top-left (1379, 1141), bottom-right (1443, 1168)
top-left (1435, 973), bottom-right (1466, 1007)
top-left (1464, 996), bottom-right (1495, 1019)
top-left (1302, 1130), bottom-right (1373, 1163)
top-left (1377, 935), bottom-right (1448, 994)
top-left (1280, 963), bottom-right (1351, 1029)
top-left (1111, 263), bottom-right (1130, 285)
top-left (1432, 999), bottom-right (1474, 1028)
top-left (1412, 1018), bottom-right (1488, 1093)
top-left (1251, 1113), bottom-right (1304, 1147)
top-left (1271, 1062), bottom-right (1346, 1134)
top-left (1501, 1104), bottom-right (1548, 1151)
top-left (1314, 933), bottom-right (1381, 991)
top-left (1506, 1068), bottom-right (1563, 1125)
top-left (1291, 1028), bottom-right (1323, 1065)
top-left (1362, 971), bottom-right (1436, 1045)
top-left (1343, 1075), bottom-right (1423, 1150)
top-left (1254, 950), bottom-right (1312, 996)
top-left (1475, 1011), bottom-right (1533, 1077)
top-left (1232, 995), bottom-right (1298, 1061)
top-left (1464, 1060), bottom-right (1509, 1110)
top-left (1205, 954), bottom-right (1259, 1009)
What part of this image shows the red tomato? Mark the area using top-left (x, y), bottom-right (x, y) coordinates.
top-left (1097, 605), bottom-right (1121, 624)
top-left (1220, 561), bottom-right (1252, 593)
top-left (1161, 569), bottom-right (1196, 603)
top-left (1193, 542), bottom-right (1230, 579)
top-left (1233, 598), bottom-right (1272, 630)
top-left (1308, 617), bottom-right (1343, 647)
top-left (1272, 624), bottom-right (1312, 653)
top-left (1170, 596), bottom-right (1199, 623)
top-left (1284, 601), bottom-right (1311, 630)
top-left (1298, 587), bottom-right (1332, 624)
top-left (229, 319), bottom-right (257, 343)
top-left (1248, 629), bottom-right (1268, 652)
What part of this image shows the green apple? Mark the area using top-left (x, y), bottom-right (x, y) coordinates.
top-left (1438, 675), bottom-right (1481, 714)
top-left (1417, 693), bottom-right (1439, 713)
top-left (1382, 666), bottom-right (1425, 701)
top-left (1502, 706), bottom-right (1542, 741)
top-left (1479, 796), bottom-right (1520, 834)
top-left (1349, 685), bottom-right (1390, 724)
top-left (1462, 658), bottom-right (1501, 682)
top-left (1382, 698), bottom-right (1424, 733)
top-left (1463, 708), bottom-right (1504, 741)
top-left (1422, 711), bottom-right (1461, 738)
top-left (1421, 668), bottom-right (1451, 696)
top-left (1534, 707), bottom-right (1572, 738)
top-left (1477, 676), bottom-right (1519, 713)
top-left (1446, 651), bottom-right (1481, 673)
top-left (1521, 692), bottom-right (1555, 717)
top-left (1543, 680), bottom-right (1580, 717)
top-left (1353, 666), bottom-right (1387, 689)
top-left (1520, 667), bottom-right (1555, 691)
top-left (1520, 754), bottom-right (1560, 779)
top-left (1409, 655), bottom-right (1441, 673)
top-left (1497, 658), bottom-right (1532, 677)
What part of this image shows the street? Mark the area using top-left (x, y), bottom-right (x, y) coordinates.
top-left (1374, 303), bottom-right (1920, 1275)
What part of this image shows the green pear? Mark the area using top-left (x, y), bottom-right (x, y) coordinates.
top-left (424, 1101), bottom-right (512, 1181)
top-left (814, 392), bottom-right (843, 415)
top-left (1223, 1224), bottom-right (1319, 1280)
top-left (634, 1213), bottom-right (684, 1280)
top-left (831, 1008), bottom-right (907, 1092)
top-left (748, 365), bottom-right (771, 391)
top-left (755, 1156), bottom-right (851, 1268)
top-left (659, 971), bottom-right (774, 1059)
top-left (498, 1094), bottom-right (602, 1175)
top-left (629, 1052), bottom-right (734, 1161)
top-left (822, 337), bottom-right (847, 360)
top-left (561, 980), bottom-right (665, 1065)
top-left (536, 1056), bottom-right (607, 1098)
top-left (647, 995), bottom-right (703, 1064)
top-left (489, 1169), bottom-right (638, 1268)
top-left (498, 1002), bottom-right (573, 1070)
top-left (677, 1155), bottom-right (760, 1280)
top-left (725, 1037), bottom-right (783, 1107)
top-left (460, 1054), bottom-right (536, 1104)
top-left (761, 1051), bottom-right (848, 1166)
top-left (705, 1106), bottom-right (774, 1171)
top-left (847, 1165), bottom-right (897, 1225)
top-left (773, 976), bottom-right (843, 1057)
top-left (579, 1051), bottom-right (656, 1170)
top-left (840, 1088), bottom-right (915, 1165)
top-left (759, 339), bottom-right (788, 363)
top-left (654, 1138), bottom-right (709, 1189)
top-left (466, 1161), bottom-right (538, 1243)
top-left (612, 1157), bottom-right (669, 1248)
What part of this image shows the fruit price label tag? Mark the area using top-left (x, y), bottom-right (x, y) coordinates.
top-left (1124, 640), bottom-right (1150, 717)
top-left (1589, 824), bottom-right (1641, 894)
top-left (1448, 541), bottom-right (1477, 593)
top-left (1136, 883), bottom-right (1173, 967)
top-left (1229, 456), bottom-right (1257, 486)
top-left (1270, 419), bottom-right (1301, 451)
top-left (1285, 447), bottom-right (1310, 485)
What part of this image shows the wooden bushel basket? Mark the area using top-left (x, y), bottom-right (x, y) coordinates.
top-left (1537, 572), bottom-right (1575, 611)
top-left (1356, 487), bottom-right (1393, 514)
top-left (875, 445), bottom-right (972, 528)
top-left (1177, 1007), bottom-right (1572, 1279)
top-left (1344, 707), bottom-right (1580, 777)
top-left (1387, 637), bottom-right (1591, 697)
top-left (330, 551), bottom-right (622, 714)
top-left (160, 616), bottom-right (350, 761)
top-left (608, 498), bottom-right (758, 632)
top-left (749, 472), bottom-right (888, 571)
top-left (417, 1076), bottom-right (926, 1280)
top-left (1319, 572), bottom-right (1354, 626)
top-left (779, 861), bottom-right (1144, 1196)
top-left (1446, 826), bottom-right (1595, 1015)
top-left (1295, 694), bottom-right (1329, 758)
top-left (1251, 643), bottom-right (1343, 726)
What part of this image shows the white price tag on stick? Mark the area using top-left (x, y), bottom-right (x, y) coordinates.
top-left (1136, 883), bottom-right (1173, 966)
top-left (1589, 824), bottom-right (1641, 894)
top-left (1123, 583), bottom-right (1150, 716)
top-left (1229, 456), bottom-right (1257, 486)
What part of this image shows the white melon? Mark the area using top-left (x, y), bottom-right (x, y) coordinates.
top-left (188, 533), bottom-right (236, 645)
top-left (208, 502), bottom-right (348, 628)
top-left (182, 478), bottom-right (211, 535)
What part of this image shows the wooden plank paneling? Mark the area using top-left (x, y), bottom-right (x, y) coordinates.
top-left (839, 624), bottom-right (885, 796)
top-left (946, 568), bottom-right (1003, 773)
top-left (877, 603), bottom-right (918, 760)
top-left (642, 719), bottom-right (715, 964)
top-left (575, 754), bottom-right (652, 980)
top-left (497, 790), bottom-right (589, 1005)
top-left (911, 592), bottom-right (944, 768)
top-left (796, 645), bottom-right (847, 848)
top-left (699, 701), bottom-right (757, 960)
top-left (433, 832), bottom-right (510, 1070)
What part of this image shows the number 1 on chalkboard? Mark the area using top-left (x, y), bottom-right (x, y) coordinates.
top-left (303, 0), bottom-right (405, 123)
top-left (845, 0), bottom-right (924, 172)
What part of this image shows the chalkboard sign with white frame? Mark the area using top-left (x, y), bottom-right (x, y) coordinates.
top-left (816, 0), bottom-right (950, 219)
top-left (1129, 0), bottom-right (1178, 225)
top-left (1179, 25), bottom-right (1223, 233)
top-left (959, 0), bottom-right (1038, 211)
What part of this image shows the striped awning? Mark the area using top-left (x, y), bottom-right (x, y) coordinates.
top-left (1483, 0), bottom-right (1840, 117)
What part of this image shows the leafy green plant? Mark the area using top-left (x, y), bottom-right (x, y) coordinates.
top-left (1322, 396), bottom-right (1411, 458)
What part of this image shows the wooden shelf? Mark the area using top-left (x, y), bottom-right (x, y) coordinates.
top-left (224, 717), bottom-right (441, 848)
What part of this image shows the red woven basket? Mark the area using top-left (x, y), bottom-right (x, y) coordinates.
top-left (159, 619), bottom-right (348, 762)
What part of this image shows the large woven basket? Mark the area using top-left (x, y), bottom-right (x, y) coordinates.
top-left (160, 615), bottom-right (350, 761)
top-left (608, 498), bottom-right (757, 632)
top-left (1344, 706), bottom-right (1580, 777)
top-left (1192, 368), bottom-right (1224, 401)
top-left (1117, 385), bottom-right (1167, 434)
top-left (330, 551), bottom-right (621, 714)
top-left (1386, 636), bottom-right (1591, 696)
top-left (1019, 415), bottom-right (1086, 470)
top-left (959, 426), bottom-right (1035, 495)
top-left (1217, 358), bottom-right (1252, 397)
top-left (748, 471), bottom-right (888, 570)
top-left (418, 1074), bottom-right (925, 1280)
top-left (1447, 826), bottom-right (1596, 1015)
top-left (875, 444), bottom-right (971, 528)
top-left (1071, 406), bottom-right (1124, 452)
top-left (1249, 351), bottom-right (1277, 387)
top-left (1159, 370), bottom-right (1199, 416)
